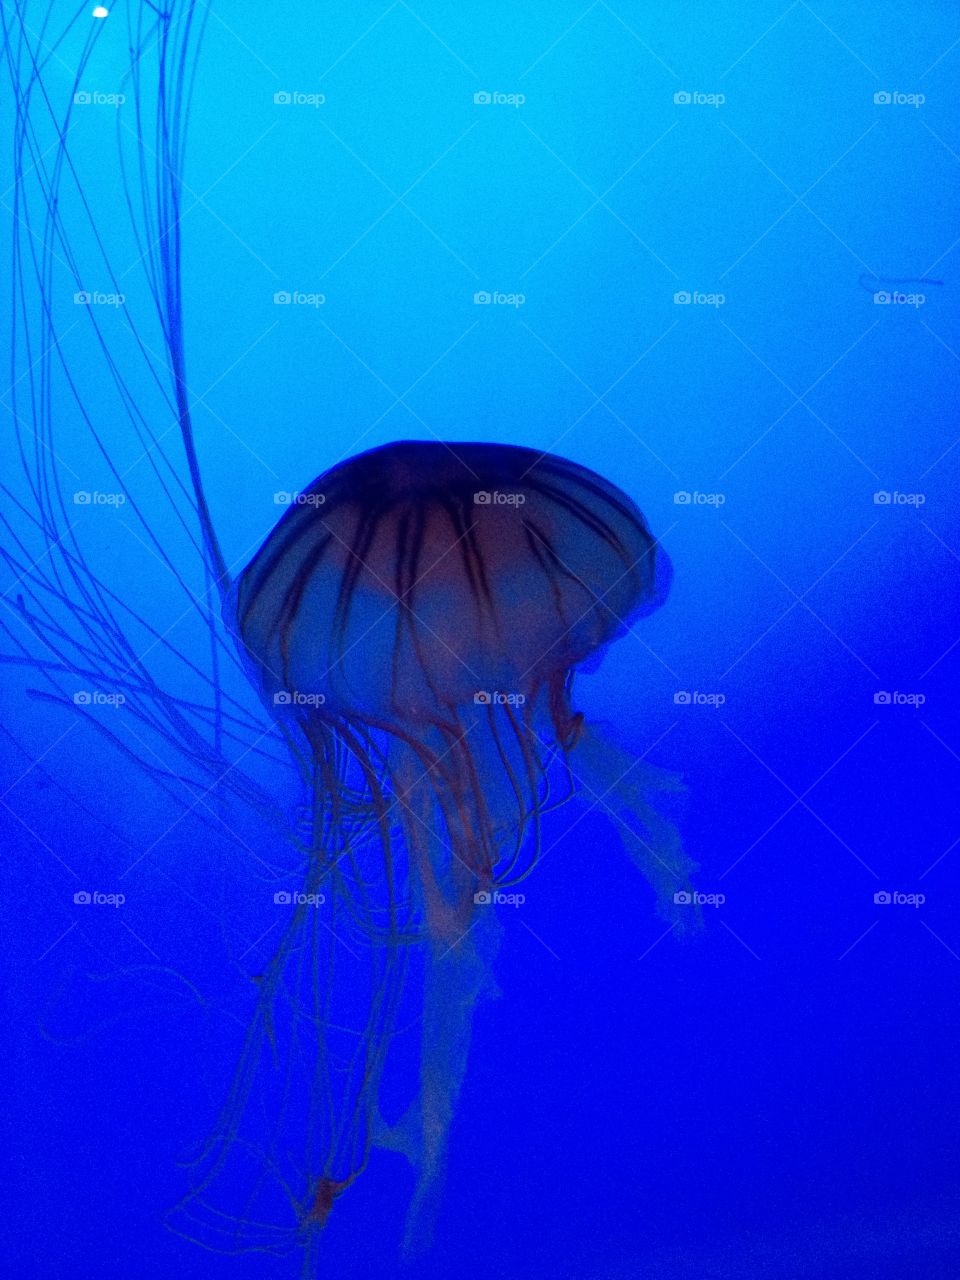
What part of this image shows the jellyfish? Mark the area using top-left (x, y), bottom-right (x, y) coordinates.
top-left (1, 3), bottom-right (694, 1271)
top-left (209, 439), bottom-right (692, 1248)
top-left (162, 439), bottom-right (692, 1262)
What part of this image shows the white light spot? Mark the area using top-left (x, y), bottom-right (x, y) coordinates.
top-left (92, 6), bottom-right (109, 17)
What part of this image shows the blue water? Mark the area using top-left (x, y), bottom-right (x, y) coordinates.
top-left (2, 3), bottom-right (959, 1277)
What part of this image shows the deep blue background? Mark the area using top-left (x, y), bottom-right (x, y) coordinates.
top-left (2, 3), bottom-right (960, 1276)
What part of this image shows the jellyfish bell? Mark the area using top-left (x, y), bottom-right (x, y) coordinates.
top-left (229, 439), bottom-right (670, 742)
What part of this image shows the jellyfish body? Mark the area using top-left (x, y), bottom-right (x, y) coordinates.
top-left (221, 439), bottom-right (688, 1250)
